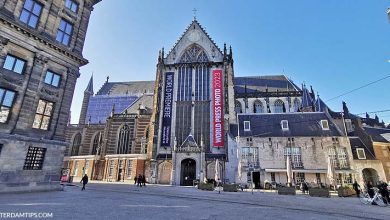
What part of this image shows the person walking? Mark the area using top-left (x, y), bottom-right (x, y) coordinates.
top-left (134, 176), bottom-right (138, 185)
top-left (80, 174), bottom-right (88, 191)
top-left (142, 175), bottom-right (146, 187)
top-left (366, 181), bottom-right (374, 198)
top-left (378, 181), bottom-right (389, 204)
top-left (137, 174), bottom-right (142, 187)
top-left (352, 180), bottom-right (360, 198)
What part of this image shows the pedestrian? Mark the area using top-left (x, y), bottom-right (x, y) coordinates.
top-left (142, 175), bottom-right (146, 187)
top-left (300, 182), bottom-right (305, 194)
top-left (80, 174), bottom-right (88, 191)
top-left (304, 182), bottom-right (309, 194)
top-left (134, 176), bottom-right (138, 185)
top-left (378, 181), bottom-right (389, 204)
top-left (352, 180), bottom-right (360, 198)
top-left (137, 174), bottom-right (142, 187)
top-left (366, 181), bottom-right (374, 198)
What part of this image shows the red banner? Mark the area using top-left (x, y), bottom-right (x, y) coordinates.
top-left (212, 69), bottom-right (224, 147)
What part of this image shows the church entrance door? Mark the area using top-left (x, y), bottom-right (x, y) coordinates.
top-left (181, 159), bottom-right (196, 186)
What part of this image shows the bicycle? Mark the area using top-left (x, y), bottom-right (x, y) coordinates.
top-left (359, 187), bottom-right (388, 207)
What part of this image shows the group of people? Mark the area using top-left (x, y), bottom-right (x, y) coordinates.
top-left (353, 180), bottom-right (390, 205)
top-left (134, 174), bottom-right (147, 187)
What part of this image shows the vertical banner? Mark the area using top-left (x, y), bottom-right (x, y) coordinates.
top-left (161, 72), bottom-right (174, 147)
top-left (212, 69), bottom-right (224, 147)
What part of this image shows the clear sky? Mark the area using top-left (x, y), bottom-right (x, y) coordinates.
top-left (71, 0), bottom-right (390, 124)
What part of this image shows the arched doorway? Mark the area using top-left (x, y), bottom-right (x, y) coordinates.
top-left (362, 168), bottom-right (379, 185)
top-left (181, 159), bottom-right (196, 186)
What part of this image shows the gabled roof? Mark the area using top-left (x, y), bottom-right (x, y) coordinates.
top-left (349, 137), bottom-right (376, 160)
top-left (234, 75), bottom-right (301, 95)
top-left (236, 112), bottom-right (342, 137)
top-left (180, 134), bottom-right (199, 148)
top-left (121, 94), bottom-right (154, 115)
top-left (165, 19), bottom-right (224, 64)
top-left (363, 126), bottom-right (390, 143)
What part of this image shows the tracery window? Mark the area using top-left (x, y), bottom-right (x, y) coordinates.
top-left (91, 132), bottom-right (101, 155)
top-left (253, 100), bottom-right (263, 113)
top-left (274, 99), bottom-right (285, 113)
top-left (117, 125), bottom-right (131, 154)
top-left (71, 133), bottom-right (81, 156)
top-left (235, 101), bottom-right (242, 114)
top-left (293, 98), bottom-right (300, 112)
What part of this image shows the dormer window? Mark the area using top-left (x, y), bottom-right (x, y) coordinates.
top-left (321, 120), bottom-right (329, 130)
top-left (356, 148), bottom-right (366, 159)
top-left (281, 120), bottom-right (289, 130)
top-left (244, 121), bottom-right (250, 131)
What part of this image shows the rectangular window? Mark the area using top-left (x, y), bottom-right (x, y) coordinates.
top-left (108, 160), bottom-right (114, 177)
top-left (32, 99), bottom-right (54, 130)
top-left (243, 121), bottom-right (250, 131)
top-left (337, 148), bottom-right (349, 169)
top-left (321, 120), bottom-right (329, 130)
top-left (284, 147), bottom-right (303, 168)
top-left (281, 120), bottom-right (289, 130)
top-left (19, 0), bottom-right (42, 28)
top-left (296, 172), bottom-right (305, 184)
top-left (356, 148), bottom-right (366, 159)
top-left (0, 88), bottom-right (16, 123)
top-left (44, 71), bottom-right (61, 87)
top-left (23, 146), bottom-right (46, 170)
top-left (56, 19), bottom-right (73, 46)
top-left (3, 54), bottom-right (26, 74)
top-left (241, 147), bottom-right (258, 166)
top-left (127, 160), bottom-right (133, 178)
top-left (72, 161), bottom-right (79, 175)
top-left (328, 147), bottom-right (339, 168)
top-left (65, 0), bottom-right (78, 13)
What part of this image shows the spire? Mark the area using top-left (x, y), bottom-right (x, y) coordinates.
top-left (310, 86), bottom-right (315, 101)
top-left (375, 114), bottom-right (379, 123)
top-left (85, 74), bottom-right (94, 94)
top-left (301, 84), bottom-right (313, 112)
top-left (342, 101), bottom-right (349, 116)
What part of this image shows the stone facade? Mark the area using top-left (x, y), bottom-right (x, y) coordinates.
top-left (0, 0), bottom-right (100, 193)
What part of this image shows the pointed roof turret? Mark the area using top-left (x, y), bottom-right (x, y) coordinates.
top-left (85, 75), bottom-right (94, 94)
top-left (301, 84), bottom-right (313, 110)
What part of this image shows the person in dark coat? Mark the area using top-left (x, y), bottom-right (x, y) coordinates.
top-left (378, 181), bottom-right (389, 204)
top-left (137, 174), bottom-right (142, 187)
top-left (134, 176), bottom-right (138, 185)
top-left (352, 180), bottom-right (360, 197)
top-left (366, 181), bottom-right (374, 198)
top-left (80, 174), bottom-right (88, 191)
top-left (142, 175), bottom-right (146, 187)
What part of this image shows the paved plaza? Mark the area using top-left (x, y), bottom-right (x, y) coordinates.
top-left (0, 183), bottom-right (389, 220)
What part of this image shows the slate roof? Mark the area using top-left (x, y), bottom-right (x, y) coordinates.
top-left (96, 81), bottom-right (155, 96)
top-left (122, 94), bottom-right (154, 115)
top-left (234, 75), bottom-right (301, 95)
top-left (85, 95), bottom-right (138, 124)
top-left (349, 137), bottom-right (376, 160)
top-left (236, 112), bottom-right (342, 137)
top-left (363, 126), bottom-right (390, 143)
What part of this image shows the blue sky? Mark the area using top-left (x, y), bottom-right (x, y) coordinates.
top-left (71, 0), bottom-right (390, 124)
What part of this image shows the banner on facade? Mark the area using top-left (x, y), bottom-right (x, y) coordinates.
top-left (161, 72), bottom-right (174, 147)
top-left (212, 69), bottom-right (224, 147)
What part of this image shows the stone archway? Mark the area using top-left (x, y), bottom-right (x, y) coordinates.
top-left (180, 158), bottom-right (196, 186)
top-left (158, 162), bottom-right (172, 184)
top-left (362, 168), bottom-right (379, 185)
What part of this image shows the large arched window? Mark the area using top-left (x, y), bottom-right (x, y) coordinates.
top-left (235, 101), bottom-right (242, 114)
top-left (274, 99), bottom-right (285, 113)
top-left (117, 125), bottom-right (131, 154)
top-left (253, 100), bottom-right (263, 113)
top-left (179, 44), bottom-right (209, 63)
top-left (293, 98), bottom-right (300, 112)
top-left (91, 132), bottom-right (101, 155)
top-left (71, 133), bottom-right (81, 156)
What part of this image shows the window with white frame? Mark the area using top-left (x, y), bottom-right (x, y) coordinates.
top-left (337, 148), bottom-right (349, 169)
top-left (284, 147), bottom-right (303, 168)
top-left (356, 148), bottom-right (366, 159)
top-left (328, 147), bottom-right (338, 168)
top-left (108, 160), bottom-right (114, 177)
top-left (321, 120), bottom-right (329, 130)
top-left (281, 120), bottom-right (289, 130)
top-left (241, 147), bottom-right (258, 166)
top-left (243, 121), bottom-right (251, 131)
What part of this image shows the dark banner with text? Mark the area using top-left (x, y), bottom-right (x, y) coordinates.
top-left (212, 69), bottom-right (224, 147)
top-left (161, 72), bottom-right (174, 147)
